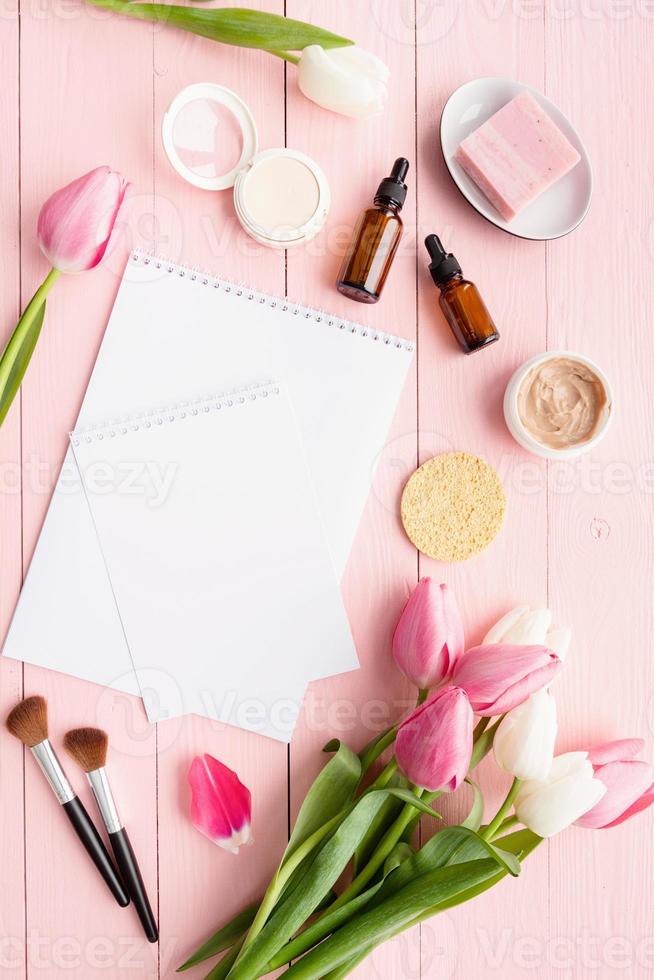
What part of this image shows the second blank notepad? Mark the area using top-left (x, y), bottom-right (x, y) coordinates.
top-left (70, 382), bottom-right (357, 742)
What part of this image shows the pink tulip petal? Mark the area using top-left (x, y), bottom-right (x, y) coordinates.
top-left (485, 661), bottom-right (563, 715)
top-left (601, 789), bottom-right (654, 829)
top-left (37, 166), bottom-right (131, 273)
top-left (395, 686), bottom-right (473, 792)
top-left (392, 579), bottom-right (464, 690)
top-left (188, 754), bottom-right (252, 853)
top-left (576, 761), bottom-right (654, 829)
top-left (587, 739), bottom-right (645, 766)
top-left (451, 643), bottom-right (561, 715)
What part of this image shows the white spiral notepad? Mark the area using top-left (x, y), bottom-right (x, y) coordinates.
top-left (3, 251), bottom-right (414, 729)
top-left (70, 383), bottom-right (356, 741)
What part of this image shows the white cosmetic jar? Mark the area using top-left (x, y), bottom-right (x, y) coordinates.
top-left (503, 350), bottom-right (614, 460)
top-left (162, 83), bottom-right (330, 249)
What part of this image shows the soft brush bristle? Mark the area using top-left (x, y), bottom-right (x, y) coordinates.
top-left (63, 727), bottom-right (108, 772)
top-left (6, 696), bottom-right (48, 747)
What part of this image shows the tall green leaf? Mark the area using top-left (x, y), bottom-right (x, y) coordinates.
top-left (266, 843), bottom-right (410, 971)
top-left (354, 786), bottom-right (405, 873)
top-left (229, 789), bottom-right (430, 980)
top-left (372, 825), bottom-right (520, 910)
top-left (177, 905), bottom-right (255, 972)
top-left (281, 859), bottom-right (505, 979)
top-left (284, 741), bottom-right (361, 862)
top-left (84, 0), bottom-right (352, 51)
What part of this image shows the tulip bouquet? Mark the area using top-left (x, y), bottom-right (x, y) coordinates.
top-left (0, 167), bottom-right (130, 427)
top-left (180, 580), bottom-right (654, 979)
top-left (80, 4), bottom-right (389, 119)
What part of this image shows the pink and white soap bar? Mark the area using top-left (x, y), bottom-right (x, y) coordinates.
top-left (455, 91), bottom-right (581, 221)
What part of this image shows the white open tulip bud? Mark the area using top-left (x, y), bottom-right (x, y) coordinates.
top-left (514, 752), bottom-right (607, 838)
top-left (493, 690), bottom-right (558, 780)
top-left (297, 45), bottom-right (389, 119)
top-left (483, 605), bottom-right (571, 661)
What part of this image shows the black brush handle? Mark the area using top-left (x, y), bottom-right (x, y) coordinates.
top-left (62, 797), bottom-right (130, 907)
top-left (109, 828), bottom-right (158, 943)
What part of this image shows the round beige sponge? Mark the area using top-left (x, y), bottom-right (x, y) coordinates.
top-left (400, 452), bottom-right (505, 562)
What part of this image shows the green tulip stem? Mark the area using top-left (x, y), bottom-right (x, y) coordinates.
top-left (327, 788), bottom-right (434, 914)
top-left (482, 778), bottom-right (521, 841)
top-left (237, 810), bottom-right (345, 958)
top-left (359, 725), bottom-right (398, 776)
top-left (370, 757), bottom-right (397, 789)
top-left (0, 267), bottom-right (60, 428)
top-left (473, 716), bottom-right (490, 740)
top-left (491, 815), bottom-right (519, 839)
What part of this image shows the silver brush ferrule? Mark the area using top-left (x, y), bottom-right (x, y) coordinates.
top-left (31, 740), bottom-right (76, 805)
top-left (87, 767), bottom-right (123, 834)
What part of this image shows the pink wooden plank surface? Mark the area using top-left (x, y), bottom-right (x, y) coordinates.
top-left (0, 2), bottom-right (26, 977)
top-left (1, 1), bottom-right (653, 978)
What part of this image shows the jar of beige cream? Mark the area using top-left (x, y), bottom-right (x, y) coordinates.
top-left (504, 351), bottom-right (613, 459)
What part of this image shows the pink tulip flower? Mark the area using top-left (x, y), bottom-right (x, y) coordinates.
top-left (37, 166), bottom-right (131, 273)
top-left (575, 739), bottom-right (654, 829)
top-left (395, 686), bottom-right (473, 791)
top-left (392, 579), bottom-right (464, 691)
top-left (451, 643), bottom-right (562, 716)
top-left (188, 754), bottom-right (252, 854)
top-left (0, 165), bottom-right (131, 428)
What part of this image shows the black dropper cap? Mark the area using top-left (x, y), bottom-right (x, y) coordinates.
top-left (425, 234), bottom-right (462, 287)
top-left (374, 158), bottom-right (409, 209)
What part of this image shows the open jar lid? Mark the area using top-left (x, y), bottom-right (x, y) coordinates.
top-left (161, 82), bottom-right (330, 248)
top-left (162, 82), bottom-right (259, 191)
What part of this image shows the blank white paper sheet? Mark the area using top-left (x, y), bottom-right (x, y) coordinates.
top-left (70, 383), bottom-right (356, 741)
top-left (3, 251), bottom-right (414, 722)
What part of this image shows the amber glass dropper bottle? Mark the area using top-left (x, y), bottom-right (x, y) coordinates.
top-left (337, 158), bottom-right (409, 304)
top-left (425, 234), bottom-right (500, 354)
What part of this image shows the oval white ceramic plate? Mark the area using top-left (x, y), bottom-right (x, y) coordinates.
top-left (440, 77), bottom-right (593, 241)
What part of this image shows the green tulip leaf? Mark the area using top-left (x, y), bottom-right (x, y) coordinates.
top-left (229, 788), bottom-right (422, 980)
top-left (83, 0), bottom-right (353, 51)
top-left (266, 842), bottom-right (411, 971)
top-left (383, 842), bottom-right (413, 875)
top-left (177, 905), bottom-right (255, 971)
top-left (469, 719), bottom-right (501, 770)
top-left (283, 740), bottom-right (361, 863)
top-left (203, 942), bottom-right (242, 980)
top-left (281, 858), bottom-right (505, 979)
top-left (380, 788), bottom-right (442, 821)
top-left (372, 824), bottom-right (520, 913)
top-left (357, 725), bottom-right (398, 774)
top-left (461, 778), bottom-right (484, 831)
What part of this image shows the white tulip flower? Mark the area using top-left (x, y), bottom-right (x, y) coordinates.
top-left (514, 752), bottom-right (607, 838)
top-left (494, 690), bottom-right (558, 781)
top-left (297, 45), bottom-right (389, 119)
top-left (483, 605), bottom-right (571, 661)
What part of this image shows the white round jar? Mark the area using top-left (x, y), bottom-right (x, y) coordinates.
top-left (503, 350), bottom-right (614, 460)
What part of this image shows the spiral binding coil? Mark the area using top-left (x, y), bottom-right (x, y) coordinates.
top-left (128, 250), bottom-right (415, 353)
top-left (70, 382), bottom-right (281, 445)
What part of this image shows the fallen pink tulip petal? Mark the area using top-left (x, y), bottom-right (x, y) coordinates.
top-left (188, 754), bottom-right (252, 854)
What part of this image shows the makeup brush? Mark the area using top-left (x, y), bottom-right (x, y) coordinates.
top-left (6, 697), bottom-right (129, 907)
top-left (64, 727), bottom-right (158, 943)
